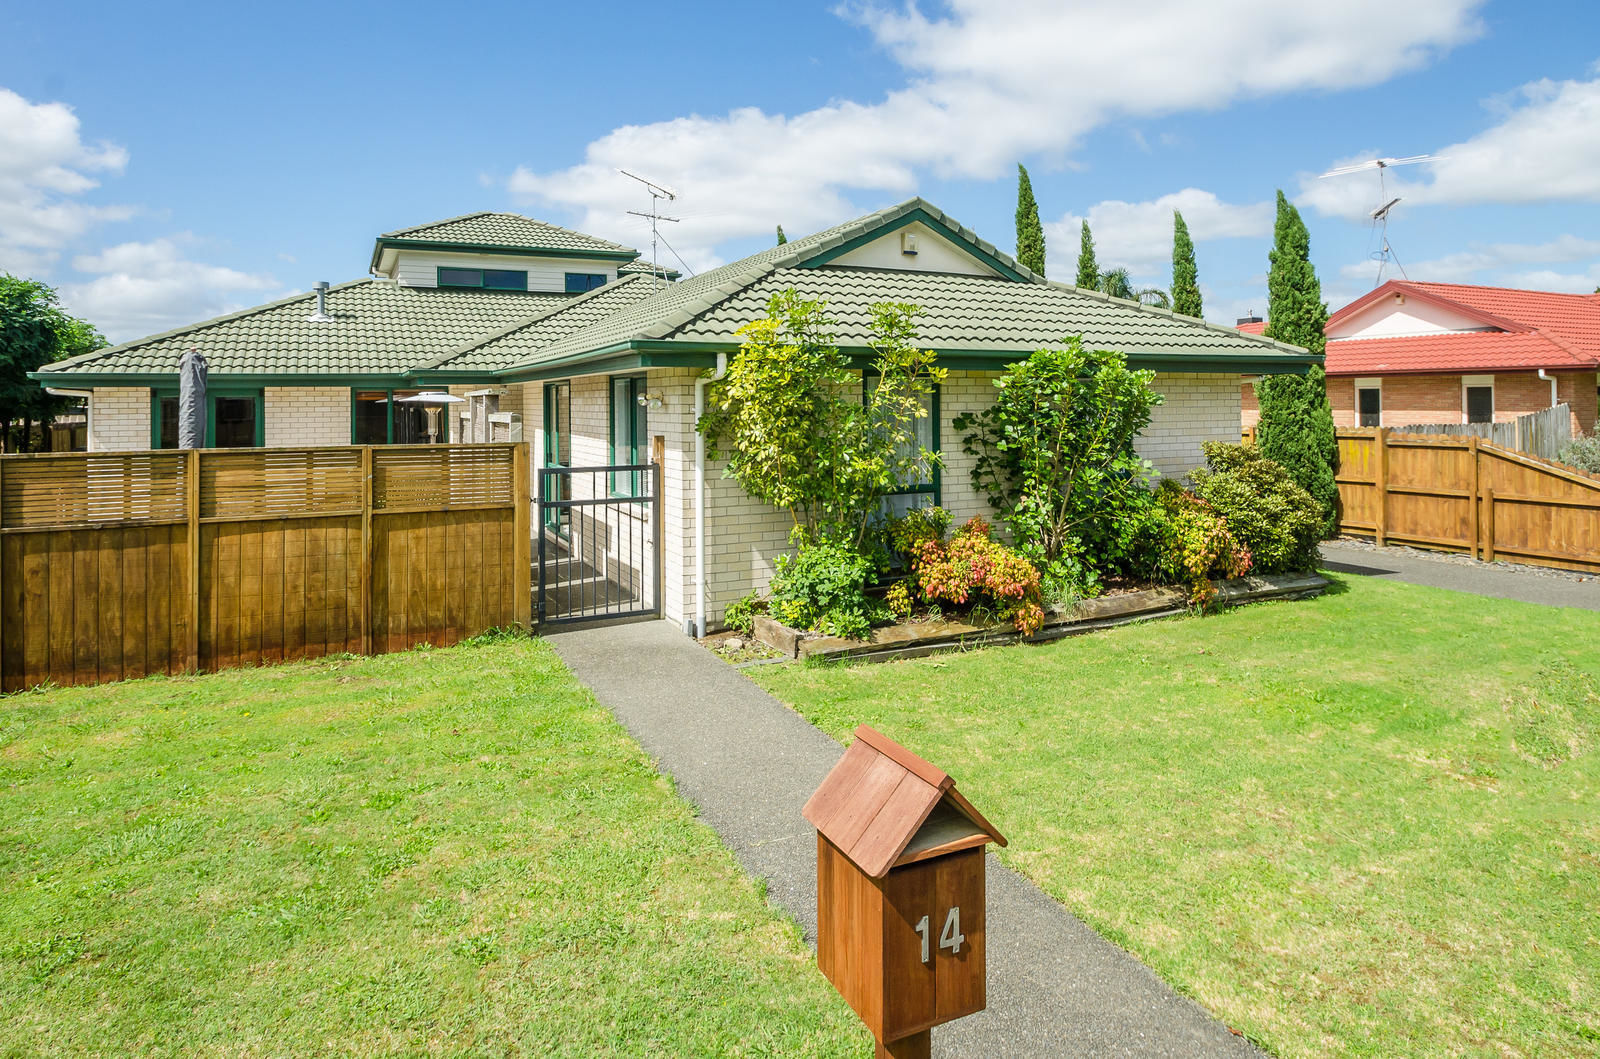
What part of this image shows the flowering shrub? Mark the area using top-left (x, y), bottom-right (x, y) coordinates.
top-left (915, 517), bottom-right (1046, 636)
top-left (885, 580), bottom-right (915, 621)
top-left (884, 505), bottom-right (951, 567)
top-left (1150, 486), bottom-right (1252, 606)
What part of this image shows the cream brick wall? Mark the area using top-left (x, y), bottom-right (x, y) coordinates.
top-left (264, 387), bottom-right (349, 446)
top-left (88, 387), bottom-right (151, 450)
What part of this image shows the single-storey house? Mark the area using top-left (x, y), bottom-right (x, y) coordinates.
top-left (35, 198), bottom-right (1315, 633)
top-left (1240, 280), bottom-right (1600, 435)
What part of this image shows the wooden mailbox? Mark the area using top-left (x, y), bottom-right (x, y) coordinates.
top-left (804, 725), bottom-right (1007, 1059)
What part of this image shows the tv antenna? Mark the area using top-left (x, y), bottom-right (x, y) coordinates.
top-left (1318, 155), bottom-right (1442, 287)
top-left (619, 168), bottom-right (682, 287)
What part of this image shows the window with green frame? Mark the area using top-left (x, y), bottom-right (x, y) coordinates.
top-left (864, 374), bottom-right (940, 517)
top-left (608, 375), bottom-right (648, 497)
top-left (351, 389), bottom-right (443, 444)
top-left (151, 390), bottom-right (264, 448)
top-left (436, 267), bottom-right (528, 290)
top-left (565, 272), bottom-right (607, 293)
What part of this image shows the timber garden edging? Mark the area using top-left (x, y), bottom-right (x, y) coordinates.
top-left (753, 572), bottom-right (1329, 664)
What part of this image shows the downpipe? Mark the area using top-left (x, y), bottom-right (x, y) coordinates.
top-left (693, 353), bottom-right (729, 638)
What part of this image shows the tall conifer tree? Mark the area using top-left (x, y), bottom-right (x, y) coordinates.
top-left (1170, 210), bottom-right (1202, 318)
top-left (775, 225), bottom-right (787, 245)
top-left (1256, 190), bottom-right (1338, 535)
top-left (1075, 220), bottom-right (1099, 289)
top-left (1014, 164), bottom-right (1046, 276)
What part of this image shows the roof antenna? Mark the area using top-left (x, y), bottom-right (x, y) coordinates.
top-left (1318, 155), bottom-right (1441, 287)
top-left (618, 168), bottom-right (679, 289)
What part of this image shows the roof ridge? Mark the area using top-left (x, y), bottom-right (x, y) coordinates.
top-left (1405, 279), bottom-right (1600, 299)
top-left (1531, 327), bottom-right (1598, 365)
top-left (1039, 278), bottom-right (1311, 356)
top-left (420, 274), bottom-right (647, 369)
top-left (41, 279), bottom-right (372, 372)
top-left (380, 212), bottom-right (495, 239)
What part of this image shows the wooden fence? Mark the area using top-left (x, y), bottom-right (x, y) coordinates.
top-left (1335, 428), bottom-right (1600, 572)
top-left (1392, 403), bottom-right (1572, 461)
top-left (0, 443), bottom-right (530, 692)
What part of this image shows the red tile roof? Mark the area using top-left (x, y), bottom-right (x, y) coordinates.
top-left (1397, 282), bottom-right (1600, 356)
top-left (1325, 329), bottom-right (1594, 376)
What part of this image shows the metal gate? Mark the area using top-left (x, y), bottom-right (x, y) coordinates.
top-left (536, 463), bottom-right (661, 626)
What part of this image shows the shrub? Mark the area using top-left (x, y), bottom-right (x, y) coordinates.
top-left (1150, 485), bottom-right (1252, 606)
top-left (884, 505), bottom-right (950, 566)
top-left (1558, 436), bottom-right (1600, 474)
top-left (885, 581), bottom-right (915, 622)
top-left (1189, 442), bottom-right (1322, 573)
top-left (915, 517), bottom-right (1046, 636)
top-left (768, 540), bottom-right (887, 640)
top-left (722, 591), bottom-right (764, 635)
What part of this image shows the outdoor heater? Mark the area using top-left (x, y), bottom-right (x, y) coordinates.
top-left (395, 392), bottom-right (465, 444)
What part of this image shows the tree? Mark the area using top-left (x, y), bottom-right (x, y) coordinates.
top-left (0, 275), bottom-right (105, 452)
top-left (1171, 210), bottom-right (1202, 318)
top-left (776, 224), bottom-right (787, 245)
top-left (698, 290), bottom-right (945, 548)
top-left (1255, 191), bottom-right (1338, 535)
top-left (1097, 267), bottom-right (1170, 308)
top-left (1014, 164), bottom-right (1046, 275)
top-left (1075, 220), bottom-right (1099, 289)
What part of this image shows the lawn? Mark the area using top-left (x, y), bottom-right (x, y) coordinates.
top-left (0, 635), bottom-right (868, 1057)
top-left (755, 573), bottom-right (1600, 1058)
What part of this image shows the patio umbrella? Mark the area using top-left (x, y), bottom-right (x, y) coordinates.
top-left (177, 347), bottom-right (208, 448)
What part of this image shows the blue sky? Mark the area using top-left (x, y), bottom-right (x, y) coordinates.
top-left (3, 0), bottom-right (1598, 342)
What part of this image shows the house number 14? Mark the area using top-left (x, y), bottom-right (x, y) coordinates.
top-left (914, 907), bottom-right (966, 963)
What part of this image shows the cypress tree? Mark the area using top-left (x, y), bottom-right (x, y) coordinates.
top-left (1075, 220), bottom-right (1099, 289)
top-left (1014, 164), bottom-right (1046, 276)
top-left (1256, 190), bottom-right (1338, 536)
top-left (775, 225), bottom-right (787, 246)
top-left (1171, 210), bottom-right (1202, 318)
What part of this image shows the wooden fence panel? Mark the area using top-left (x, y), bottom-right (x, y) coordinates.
top-left (1, 443), bottom-right (530, 692)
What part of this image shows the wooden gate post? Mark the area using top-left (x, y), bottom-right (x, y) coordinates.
top-left (359, 445), bottom-right (373, 655)
top-left (186, 448), bottom-right (201, 673)
top-left (1468, 436), bottom-right (1481, 560)
top-left (1483, 488), bottom-right (1496, 564)
top-left (1374, 428), bottom-right (1389, 547)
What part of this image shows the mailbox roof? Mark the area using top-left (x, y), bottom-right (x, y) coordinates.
top-left (803, 725), bottom-right (1006, 879)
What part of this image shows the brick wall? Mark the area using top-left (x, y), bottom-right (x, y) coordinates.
top-left (1138, 372), bottom-right (1244, 479)
top-left (88, 387), bottom-right (151, 450)
top-left (264, 387), bottom-right (349, 446)
top-left (1323, 371), bottom-right (1597, 434)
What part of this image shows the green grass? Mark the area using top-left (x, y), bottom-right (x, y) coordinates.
top-left (0, 635), bottom-right (868, 1057)
top-left (754, 574), bottom-right (1600, 1058)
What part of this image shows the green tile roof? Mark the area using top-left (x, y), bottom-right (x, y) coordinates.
top-left (38, 280), bottom-right (570, 380)
top-left (374, 212), bottom-right (637, 257)
top-left (617, 259), bottom-right (682, 279)
top-left (421, 274), bottom-right (664, 373)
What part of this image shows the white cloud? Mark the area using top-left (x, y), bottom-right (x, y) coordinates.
top-left (0, 88), bottom-right (134, 273)
top-left (59, 237), bottom-right (279, 342)
top-left (1044, 189), bottom-right (1273, 279)
top-left (510, 0), bottom-right (1483, 264)
top-left (1302, 66), bottom-right (1600, 218)
top-left (1336, 234), bottom-right (1600, 286)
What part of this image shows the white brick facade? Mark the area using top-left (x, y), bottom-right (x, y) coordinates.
top-left (264, 387), bottom-right (350, 447)
top-left (88, 388), bottom-right (151, 450)
top-left (1137, 372), bottom-right (1244, 480)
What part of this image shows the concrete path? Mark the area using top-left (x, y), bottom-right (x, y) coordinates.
top-left (1320, 540), bottom-right (1600, 610)
top-left (547, 621), bottom-right (1260, 1058)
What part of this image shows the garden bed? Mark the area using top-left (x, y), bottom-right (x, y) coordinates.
top-left (754, 571), bottom-right (1328, 663)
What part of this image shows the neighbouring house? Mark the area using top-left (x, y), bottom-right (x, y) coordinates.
top-left (1240, 280), bottom-right (1600, 435)
top-left (34, 198), bottom-right (1315, 633)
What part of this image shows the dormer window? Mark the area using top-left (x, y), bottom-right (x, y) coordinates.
top-left (436, 267), bottom-right (528, 290)
top-left (565, 273), bottom-right (607, 293)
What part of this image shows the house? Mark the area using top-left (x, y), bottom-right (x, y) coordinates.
top-left (35, 198), bottom-right (1315, 633)
top-left (1240, 281), bottom-right (1600, 435)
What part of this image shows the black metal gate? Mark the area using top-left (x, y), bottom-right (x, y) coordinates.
top-left (536, 463), bottom-right (661, 626)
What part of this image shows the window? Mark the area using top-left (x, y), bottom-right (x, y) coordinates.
top-left (436, 267), bottom-right (528, 291)
top-left (543, 382), bottom-right (572, 535)
top-left (152, 391), bottom-right (262, 448)
top-left (608, 375), bottom-right (648, 496)
top-left (565, 272), bottom-right (607, 293)
top-left (352, 389), bottom-right (444, 444)
top-left (1463, 376), bottom-right (1494, 424)
top-left (157, 396), bottom-right (180, 448)
top-left (213, 397), bottom-right (259, 448)
top-left (865, 374), bottom-right (940, 517)
top-left (1355, 380), bottom-right (1381, 428)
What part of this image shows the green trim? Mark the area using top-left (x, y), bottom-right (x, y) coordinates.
top-left (542, 381), bottom-right (572, 538)
top-left (799, 207), bottom-right (1035, 283)
top-left (370, 237), bottom-right (636, 271)
top-left (150, 386), bottom-right (262, 448)
top-left (606, 374), bottom-right (648, 496)
top-left (435, 266), bottom-right (529, 291)
top-left (31, 371), bottom-right (425, 388)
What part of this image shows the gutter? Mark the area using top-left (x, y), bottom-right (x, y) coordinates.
top-left (693, 353), bottom-right (729, 638)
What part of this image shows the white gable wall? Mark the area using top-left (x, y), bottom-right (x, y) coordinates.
top-left (1329, 296), bottom-right (1494, 340)
top-left (388, 249), bottom-right (620, 292)
top-left (827, 221), bottom-right (1002, 276)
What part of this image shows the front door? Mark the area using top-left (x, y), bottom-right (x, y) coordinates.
top-left (542, 382), bottom-right (571, 535)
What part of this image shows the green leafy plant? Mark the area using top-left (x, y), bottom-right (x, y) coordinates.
top-left (883, 505), bottom-right (950, 567)
top-left (1558, 436), bottom-right (1600, 474)
top-left (1, 274), bottom-right (106, 452)
top-left (722, 591), bottom-right (765, 635)
top-left (1149, 484), bottom-right (1252, 606)
top-left (954, 340), bottom-right (1161, 580)
top-left (1189, 442), bottom-right (1322, 573)
top-left (768, 540), bottom-right (888, 640)
top-left (698, 292), bottom-right (945, 549)
top-left (915, 517), bottom-right (1046, 636)
top-left (885, 581), bottom-right (915, 622)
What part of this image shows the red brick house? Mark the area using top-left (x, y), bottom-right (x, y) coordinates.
top-left (1241, 281), bottom-right (1600, 436)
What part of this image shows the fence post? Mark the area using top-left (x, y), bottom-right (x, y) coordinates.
top-left (186, 448), bottom-right (201, 673)
top-left (1374, 428), bottom-right (1389, 547)
top-left (0, 456), bottom-right (6, 685)
top-left (512, 442), bottom-right (532, 631)
top-left (1483, 488), bottom-right (1495, 563)
top-left (1469, 436), bottom-right (1481, 560)
top-left (360, 446), bottom-right (373, 656)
